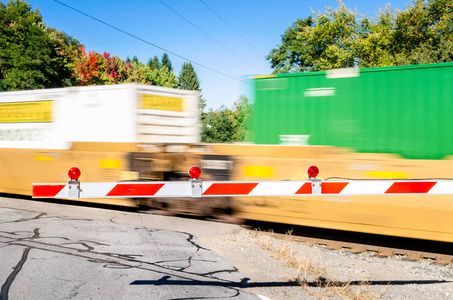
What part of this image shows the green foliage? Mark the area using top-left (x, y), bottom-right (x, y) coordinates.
top-left (124, 60), bottom-right (150, 84)
top-left (266, 16), bottom-right (314, 73)
top-left (45, 27), bottom-right (83, 86)
top-left (161, 53), bottom-right (173, 72)
top-left (232, 95), bottom-right (253, 142)
top-left (267, 0), bottom-right (453, 73)
top-left (178, 62), bottom-right (200, 90)
top-left (201, 106), bottom-right (237, 143)
top-left (146, 65), bottom-right (177, 88)
top-left (0, 0), bottom-right (81, 90)
top-left (147, 56), bottom-right (160, 70)
top-left (392, 0), bottom-right (453, 64)
top-left (267, 2), bottom-right (359, 73)
top-left (201, 95), bottom-right (253, 143)
top-left (354, 5), bottom-right (396, 67)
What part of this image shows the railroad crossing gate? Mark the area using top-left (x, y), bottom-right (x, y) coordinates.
top-left (32, 166), bottom-right (453, 199)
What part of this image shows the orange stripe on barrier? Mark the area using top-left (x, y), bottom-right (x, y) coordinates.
top-left (322, 182), bottom-right (349, 194)
top-left (385, 182), bottom-right (436, 194)
top-left (32, 185), bottom-right (66, 197)
top-left (295, 182), bottom-right (312, 194)
top-left (203, 183), bottom-right (258, 195)
top-left (106, 183), bottom-right (165, 196)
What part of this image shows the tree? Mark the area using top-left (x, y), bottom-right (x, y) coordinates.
top-left (267, 2), bottom-right (359, 73)
top-left (97, 52), bottom-right (141, 84)
top-left (178, 62), bottom-right (200, 90)
top-left (392, 0), bottom-right (453, 64)
top-left (200, 95), bottom-right (253, 143)
top-left (146, 66), bottom-right (177, 88)
top-left (232, 95), bottom-right (253, 142)
top-left (45, 27), bottom-right (83, 86)
top-left (353, 5), bottom-right (396, 68)
top-left (0, 0), bottom-right (81, 90)
top-left (177, 62), bottom-right (206, 111)
top-left (98, 52), bottom-right (119, 83)
top-left (72, 47), bottom-right (103, 86)
top-left (114, 56), bottom-right (134, 82)
top-left (147, 55), bottom-right (160, 70)
top-left (201, 106), bottom-right (237, 143)
top-left (267, 0), bottom-right (453, 73)
top-left (161, 53), bottom-right (173, 72)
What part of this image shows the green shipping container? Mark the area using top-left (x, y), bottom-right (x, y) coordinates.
top-left (252, 63), bottom-right (453, 159)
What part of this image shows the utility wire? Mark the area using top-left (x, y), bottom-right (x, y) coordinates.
top-left (199, 0), bottom-right (266, 57)
top-left (53, 0), bottom-right (251, 85)
top-left (158, 0), bottom-right (266, 73)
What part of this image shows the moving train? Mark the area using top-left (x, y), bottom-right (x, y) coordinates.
top-left (2, 63), bottom-right (453, 243)
top-left (232, 62), bottom-right (453, 243)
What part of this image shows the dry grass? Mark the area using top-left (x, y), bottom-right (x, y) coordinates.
top-left (251, 229), bottom-right (388, 300)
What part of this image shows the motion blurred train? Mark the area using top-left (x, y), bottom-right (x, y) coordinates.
top-left (1, 62), bottom-right (453, 243)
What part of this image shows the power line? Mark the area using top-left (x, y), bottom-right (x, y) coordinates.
top-left (158, 0), bottom-right (266, 73)
top-left (53, 0), bottom-right (251, 85)
top-left (199, 0), bottom-right (267, 57)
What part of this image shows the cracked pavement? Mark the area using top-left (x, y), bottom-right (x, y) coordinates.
top-left (0, 206), bottom-right (261, 300)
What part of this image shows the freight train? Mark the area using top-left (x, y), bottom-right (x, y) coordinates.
top-left (2, 63), bottom-right (453, 243)
top-left (228, 62), bottom-right (453, 243)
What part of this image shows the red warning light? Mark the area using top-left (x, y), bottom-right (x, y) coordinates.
top-left (68, 167), bottom-right (81, 181)
top-left (188, 165), bottom-right (201, 179)
top-left (307, 165), bottom-right (319, 178)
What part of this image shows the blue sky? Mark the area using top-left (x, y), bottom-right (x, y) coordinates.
top-left (29, 0), bottom-right (410, 110)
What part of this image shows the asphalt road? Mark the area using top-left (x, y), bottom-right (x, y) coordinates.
top-left (0, 197), bottom-right (264, 300)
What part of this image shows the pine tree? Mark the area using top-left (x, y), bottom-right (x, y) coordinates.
top-left (161, 53), bottom-right (173, 71)
top-left (177, 62), bottom-right (206, 111)
top-left (147, 56), bottom-right (160, 70)
top-left (178, 62), bottom-right (200, 90)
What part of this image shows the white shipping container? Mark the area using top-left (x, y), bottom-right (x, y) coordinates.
top-left (0, 83), bottom-right (200, 149)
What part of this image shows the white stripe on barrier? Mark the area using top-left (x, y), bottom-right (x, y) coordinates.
top-left (427, 181), bottom-right (453, 194)
top-left (247, 181), bottom-right (307, 196)
top-left (340, 181), bottom-right (393, 195)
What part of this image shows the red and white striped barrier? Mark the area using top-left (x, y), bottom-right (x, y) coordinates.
top-left (32, 166), bottom-right (453, 199)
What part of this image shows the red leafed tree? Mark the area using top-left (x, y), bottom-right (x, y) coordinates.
top-left (102, 52), bottom-right (120, 83)
top-left (73, 47), bottom-right (102, 86)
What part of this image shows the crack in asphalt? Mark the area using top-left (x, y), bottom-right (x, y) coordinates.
top-left (0, 224), bottom-right (250, 300)
top-left (0, 247), bottom-right (31, 300)
top-left (0, 213), bottom-right (47, 225)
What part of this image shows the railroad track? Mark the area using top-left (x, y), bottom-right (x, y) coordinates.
top-left (243, 222), bottom-right (453, 265)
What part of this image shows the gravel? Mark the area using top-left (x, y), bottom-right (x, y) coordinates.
top-left (201, 229), bottom-right (453, 300)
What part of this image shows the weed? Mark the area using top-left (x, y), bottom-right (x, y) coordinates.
top-left (251, 230), bottom-right (388, 299)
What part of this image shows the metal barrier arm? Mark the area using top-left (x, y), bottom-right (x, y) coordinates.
top-left (31, 166), bottom-right (453, 200)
